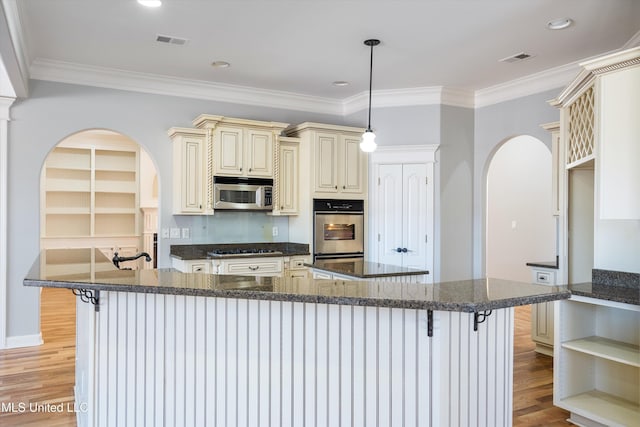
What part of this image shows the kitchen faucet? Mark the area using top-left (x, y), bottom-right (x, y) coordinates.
top-left (112, 252), bottom-right (152, 270)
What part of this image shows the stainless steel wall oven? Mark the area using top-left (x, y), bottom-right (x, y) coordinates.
top-left (313, 199), bottom-right (364, 261)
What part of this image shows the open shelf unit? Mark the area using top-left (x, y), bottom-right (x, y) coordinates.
top-left (41, 135), bottom-right (140, 245)
top-left (555, 297), bottom-right (640, 427)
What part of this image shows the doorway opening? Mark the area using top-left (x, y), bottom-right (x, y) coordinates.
top-left (485, 135), bottom-right (555, 282)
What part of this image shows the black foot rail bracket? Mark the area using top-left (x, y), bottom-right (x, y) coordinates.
top-left (427, 309), bottom-right (433, 337)
top-left (71, 289), bottom-right (100, 312)
top-left (473, 310), bottom-right (492, 331)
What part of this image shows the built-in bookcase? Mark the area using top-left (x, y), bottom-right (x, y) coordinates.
top-left (41, 131), bottom-right (141, 261)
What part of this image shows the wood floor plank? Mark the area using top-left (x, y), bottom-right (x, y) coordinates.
top-left (0, 289), bottom-right (571, 426)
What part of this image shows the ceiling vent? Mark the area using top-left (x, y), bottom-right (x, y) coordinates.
top-left (499, 52), bottom-right (534, 63)
top-left (156, 34), bottom-right (189, 45)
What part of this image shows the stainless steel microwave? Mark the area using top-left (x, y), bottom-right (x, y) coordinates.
top-left (213, 176), bottom-right (273, 210)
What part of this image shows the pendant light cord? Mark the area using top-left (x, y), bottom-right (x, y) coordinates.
top-left (367, 41), bottom-right (374, 132)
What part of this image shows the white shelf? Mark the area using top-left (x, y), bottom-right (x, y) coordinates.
top-left (46, 208), bottom-right (91, 215)
top-left (563, 336), bottom-right (640, 367)
top-left (560, 390), bottom-right (640, 427)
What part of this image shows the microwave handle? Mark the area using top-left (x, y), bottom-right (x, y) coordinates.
top-left (256, 187), bottom-right (264, 207)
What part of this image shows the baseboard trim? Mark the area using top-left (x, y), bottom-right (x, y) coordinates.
top-left (4, 333), bottom-right (43, 348)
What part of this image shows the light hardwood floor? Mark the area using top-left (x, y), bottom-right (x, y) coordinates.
top-left (0, 288), bottom-right (571, 426)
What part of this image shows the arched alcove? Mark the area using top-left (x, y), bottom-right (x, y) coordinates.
top-left (485, 135), bottom-right (555, 282)
top-left (40, 129), bottom-right (158, 266)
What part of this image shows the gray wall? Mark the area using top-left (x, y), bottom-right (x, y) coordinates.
top-left (438, 105), bottom-right (475, 281)
top-left (473, 89), bottom-right (561, 277)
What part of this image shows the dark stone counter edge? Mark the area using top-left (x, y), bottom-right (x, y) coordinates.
top-left (172, 251), bottom-right (311, 260)
top-left (569, 289), bottom-right (638, 306)
top-left (307, 264), bottom-right (429, 278)
top-left (24, 278), bottom-right (570, 313)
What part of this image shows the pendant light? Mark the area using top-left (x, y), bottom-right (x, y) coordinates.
top-left (360, 38), bottom-right (380, 153)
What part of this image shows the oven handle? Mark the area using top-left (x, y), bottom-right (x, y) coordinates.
top-left (314, 211), bottom-right (364, 215)
top-left (314, 253), bottom-right (364, 260)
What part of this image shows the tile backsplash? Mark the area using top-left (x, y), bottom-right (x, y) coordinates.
top-left (173, 212), bottom-right (290, 244)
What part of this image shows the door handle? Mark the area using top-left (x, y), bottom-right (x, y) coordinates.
top-left (396, 247), bottom-right (402, 253)
top-left (248, 265), bottom-right (260, 271)
top-left (402, 248), bottom-right (408, 253)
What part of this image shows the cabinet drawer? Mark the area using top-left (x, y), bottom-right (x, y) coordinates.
top-left (220, 258), bottom-right (283, 275)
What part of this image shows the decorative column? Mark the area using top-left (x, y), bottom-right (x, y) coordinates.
top-left (0, 96), bottom-right (15, 348)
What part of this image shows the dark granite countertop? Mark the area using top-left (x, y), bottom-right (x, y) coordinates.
top-left (568, 282), bottom-right (639, 306)
top-left (307, 258), bottom-right (428, 278)
top-left (170, 242), bottom-right (310, 260)
top-left (568, 269), bottom-right (640, 306)
top-left (24, 249), bottom-right (569, 312)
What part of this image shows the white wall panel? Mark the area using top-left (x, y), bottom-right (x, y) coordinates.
top-left (80, 291), bottom-right (514, 427)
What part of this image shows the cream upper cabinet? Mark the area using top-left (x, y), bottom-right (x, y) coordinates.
top-left (246, 129), bottom-right (274, 177)
top-left (314, 132), bottom-right (339, 192)
top-left (193, 115), bottom-right (288, 180)
top-left (287, 122), bottom-right (367, 199)
top-left (313, 132), bottom-right (366, 195)
top-left (276, 137), bottom-right (299, 215)
top-left (169, 127), bottom-right (208, 215)
top-left (341, 134), bottom-right (365, 193)
top-left (214, 126), bottom-right (244, 176)
top-left (550, 46), bottom-right (640, 220)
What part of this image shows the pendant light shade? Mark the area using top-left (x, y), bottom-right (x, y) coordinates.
top-left (361, 39), bottom-right (380, 153)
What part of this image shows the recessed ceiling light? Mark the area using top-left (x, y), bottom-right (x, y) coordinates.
top-left (332, 81), bottom-right (349, 87)
top-left (211, 61), bottom-right (231, 68)
top-left (547, 18), bottom-right (573, 30)
top-left (138, 0), bottom-right (162, 7)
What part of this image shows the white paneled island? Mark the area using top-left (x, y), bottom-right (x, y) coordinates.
top-left (25, 249), bottom-right (570, 427)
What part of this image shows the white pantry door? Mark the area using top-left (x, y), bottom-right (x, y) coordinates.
top-left (376, 163), bottom-right (428, 270)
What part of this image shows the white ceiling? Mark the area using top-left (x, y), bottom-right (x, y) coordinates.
top-left (2, 0), bottom-right (640, 108)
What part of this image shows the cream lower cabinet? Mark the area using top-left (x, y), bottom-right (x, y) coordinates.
top-left (529, 267), bottom-right (557, 356)
top-left (213, 257), bottom-right (284, 276)
top-left (554, 296), bottom-right (640, 427)
top-left (169, 127), bottom-right (208, 215)
top-left (171, 258), bottom-right (211, 274)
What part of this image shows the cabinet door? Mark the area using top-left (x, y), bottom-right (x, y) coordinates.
top-left (401, 164), bottom-right (428, 270)
top-left (598, 66), bottom-right (640, 219)
top-left (377, 164), bottom-right (404, 266)
top-left (179, 136), bottom-right (206, 213)
top-left (376, 164), bottom-right (428, 270)
top-left (314, 132), bottom-right (339, 193)
top-left (246, 129), bottom-right (273, 177)
top-left (214, 126), bottom-right (244, 175)
top-left (279, 142), bottom-right (299, 213)
top-left (340, 135), bottom-right (365, 194)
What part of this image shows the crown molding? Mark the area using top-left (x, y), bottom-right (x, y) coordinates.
top-left (341, 86), bottom-right (475, 114)
top-left (474, 61), bottom-right (579, 108)
top-left (29, 58), bottom-right (345, 115)
top-left (622, 29), bottom-right (640, 50)
top-left (0, 96), bottom-right (15, 120)
top-left (0, 0), bottom-right (30, 97)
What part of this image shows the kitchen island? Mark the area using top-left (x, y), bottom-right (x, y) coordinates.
top-left (308, 257), bottom-right (429, 282)
top-left (25, 248), bottom-right (570, 427)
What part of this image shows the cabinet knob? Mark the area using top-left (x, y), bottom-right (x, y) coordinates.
top-left (280, 206), bottom-right (284, 209)
top-left (240, 167), bottom-right (243, 171)
top-left (249, 168), bottom-right (252, 172)
top-left (402, 248), bottom-right (408, 253)
top-left (335, 185), bottom-right (338, 189)
top-left (248, 265), bottom-right (259, 271)
top-left (342, 185), bottom-right (346, 189)
top-left (396, 247), bottom-right (402, 253)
